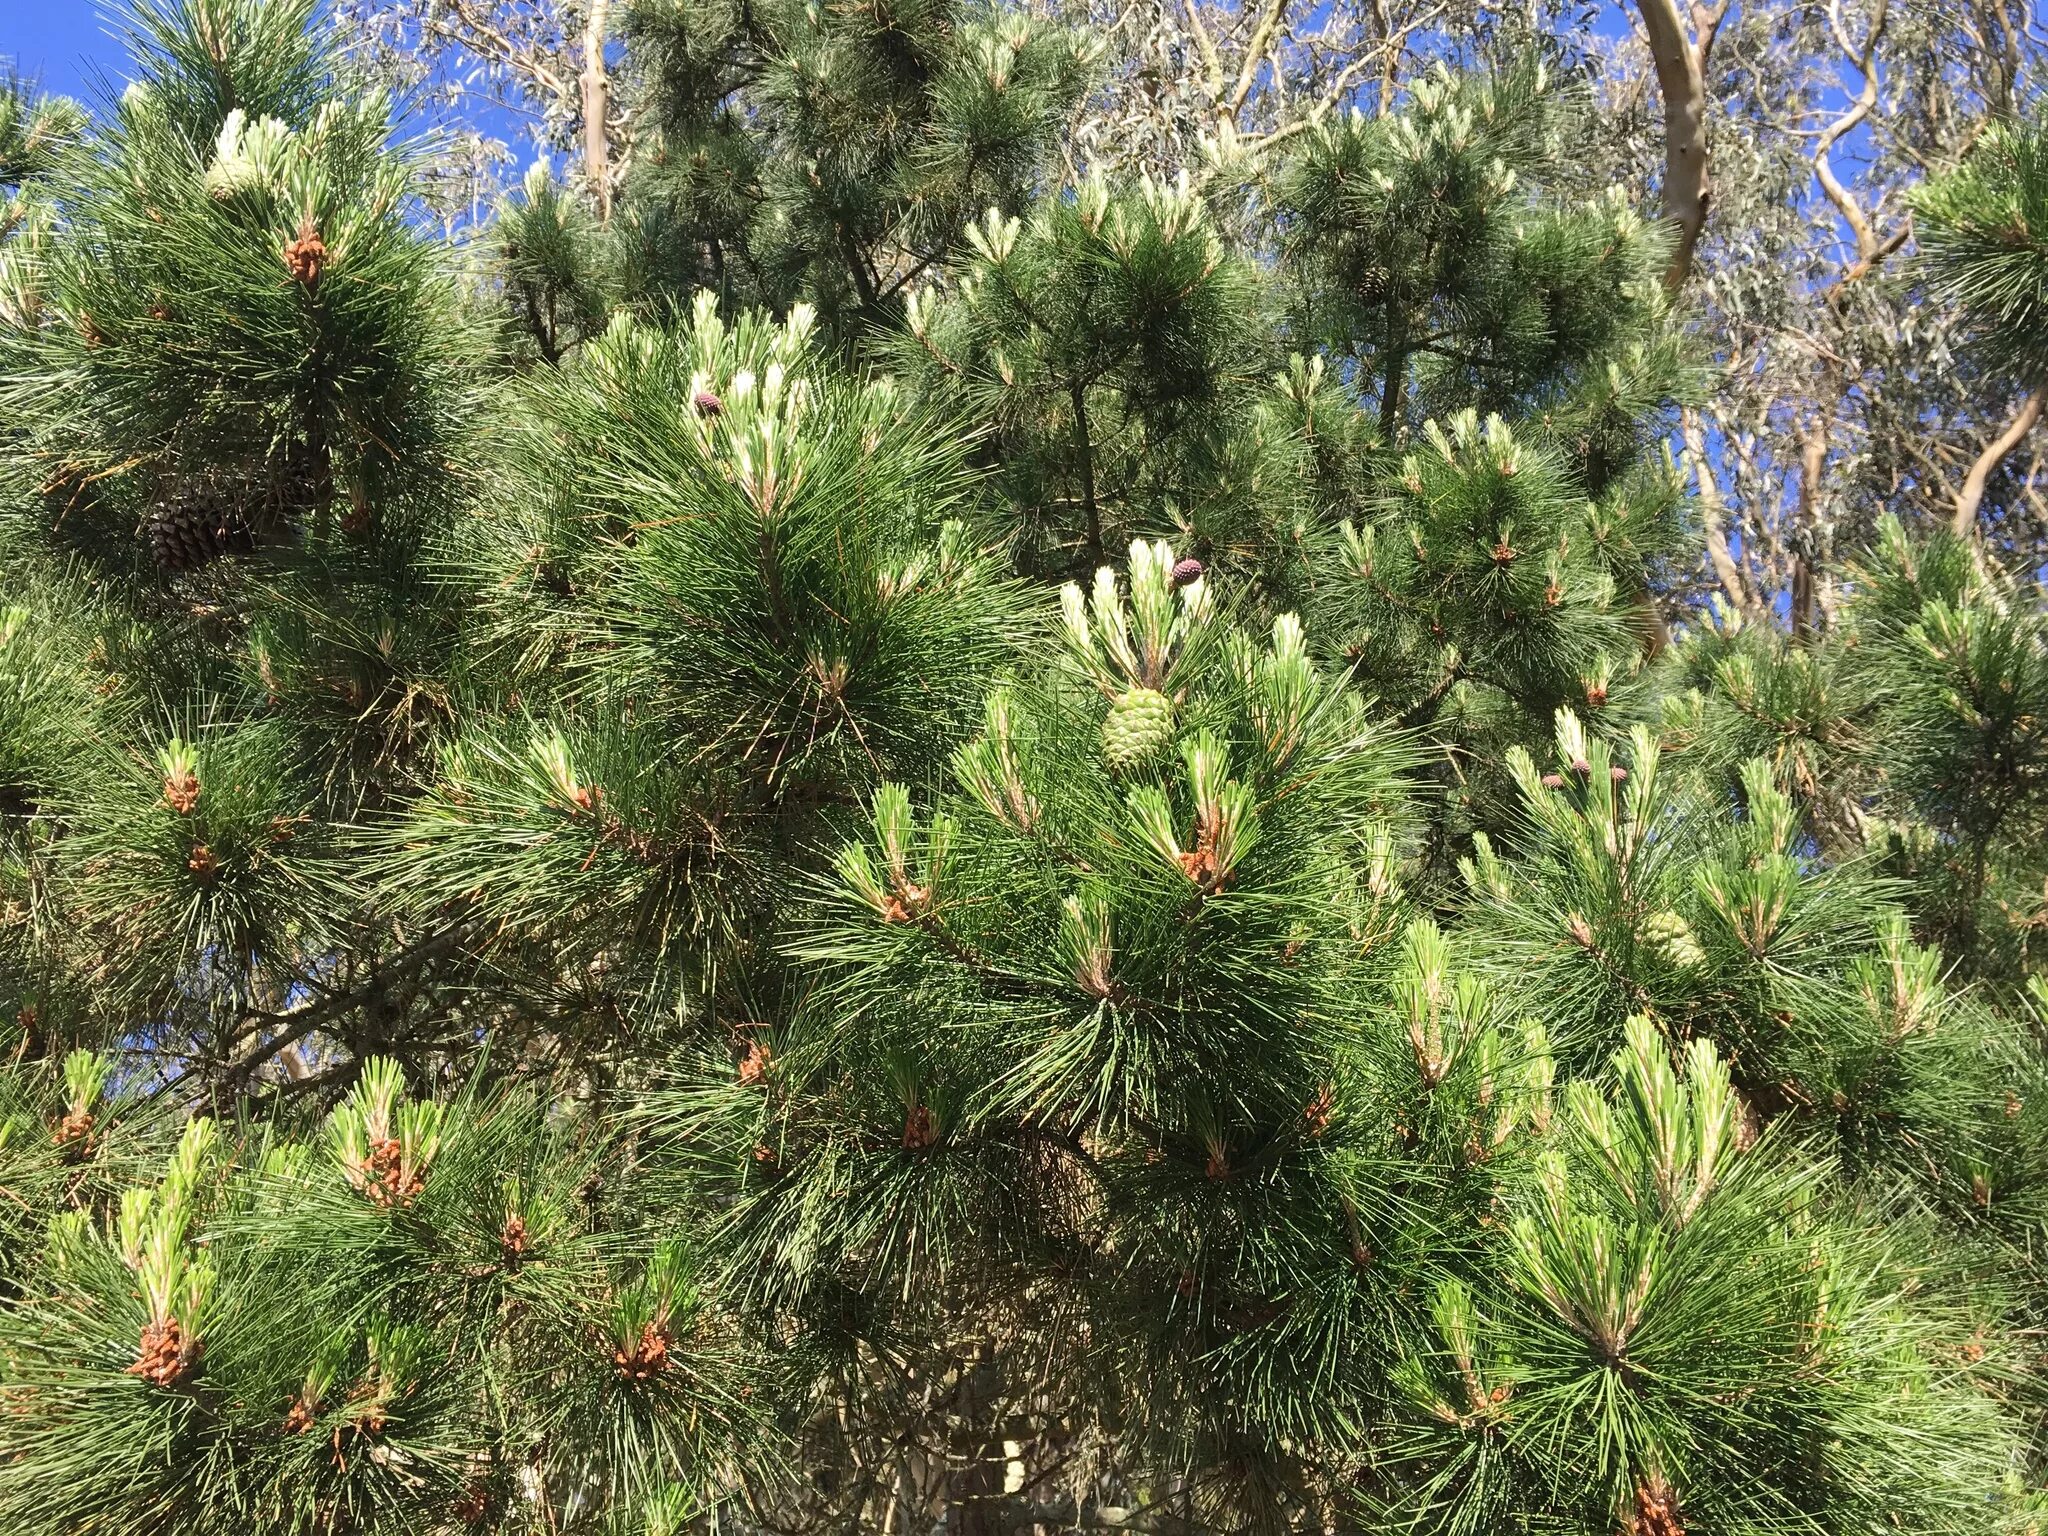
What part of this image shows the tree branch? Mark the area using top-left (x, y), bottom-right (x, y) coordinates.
top-left (1631, 0), bottom-right (1727, 289)
top-left (1182, 0), bottom-right (1224, 98)
top-left (1224, 0), bottom-right (1291, 122)
top-left (581, 0), bottom-right (613, 220)
top-left (1812, 0), bottom-right (1888, 270)
top-left (1953, 389), bottom-right (2044, 538)
top-left (1681, 406), bottom-right (1753, 614)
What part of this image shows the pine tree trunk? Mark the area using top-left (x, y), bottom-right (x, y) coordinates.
top-left (945, 1345), bottom-right (1007, 1535)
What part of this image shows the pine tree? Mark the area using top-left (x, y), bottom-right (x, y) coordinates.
top-left (0, 4), bottom-right (2045, 1534)
top-left (1280, 65), bottom-right (1695, 852)
top-left (620, 0), bottom-right (1096, 333)
top-left (894, 175), bottom-right (1275, 578)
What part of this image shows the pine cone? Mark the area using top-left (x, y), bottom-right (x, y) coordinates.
top-left (737, 1040), bottom-right (773, 1085)
top-left (146, 490), bottom-right (256, 571)
top-left (692, 389), bottom-right (724, 417)
top-left (360, 1136), bottom-right (424, 1207)
top-left (164, 767), bottom-right (201, 815)
top-left (902, 1103), bottom-right (938, 1151)
top-left (53, 1108), bottom-right (93, 1159)
top-left (1170, 557), bottom-right (1205, 587)
top-left (1643, 909), bottom-right (1704, 969)
top-left (500, 1214), bottom-right (529, 1271)
top-left (1303, 1083), bottom-right (1335, 1138)
top-left (1102, 686), bottom-right (1174, 771)
top-left (451, 1484), bottom-right (496, 1527)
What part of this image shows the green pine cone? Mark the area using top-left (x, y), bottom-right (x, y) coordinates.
top-left (1643, 908), bottom-right (1705, 969)
top-left (1103, 687), bottom-right (1174, 771)
top-left (203, 155), bottom-right (268, 203)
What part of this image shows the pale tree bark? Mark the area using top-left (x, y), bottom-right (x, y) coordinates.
top-left (580, 0), bottom-right (613, 220)
top-left (1791, 419), bottom-right (1830, 641)
top-left (1629, 0), bottom-right (1729, 641)
top-left (1811, 0), bottom-right (1887, 272)
top-left (1224, 0), bottom-right (1293, 121)
top-left (1952, 390), bottom-right (2044, 538)
top-left (1630, 0), bottom-right (1730, 291)
top-left (1682, 406), bottom-right (1756, 616)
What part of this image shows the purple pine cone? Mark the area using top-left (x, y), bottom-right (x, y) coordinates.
top-left (1171, 558), bottom-right (1205, 588)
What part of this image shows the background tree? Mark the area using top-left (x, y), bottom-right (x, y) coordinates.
top-left (895, 173), bottom-right (1273, 576)
top-left (334, 0), bottom-right (628, 227)
top-left (0, 0), bottom-right (480, 1079)
top-left (620, 0), bottom-right (1095, 333)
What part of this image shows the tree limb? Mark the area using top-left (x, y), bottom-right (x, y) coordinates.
top-left (1791, 416), bottom-right (1831, 641)
top-left (1681, 406), bottom-right (1753, 614)
top-left (1182, 0), bottom-right (1224, 98)
top-left (1224, 0), bottom-right (1291, 122)
top-left (1953, 389), bottom-right (2045, 538)
top-left (1813, 0), bottom-right (1888, 270)
top-left (581, 0), bottom-right (613, 220)
top-left (1631, 0), bottom-right (1728, 289)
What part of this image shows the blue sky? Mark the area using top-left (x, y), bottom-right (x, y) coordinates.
top-left (3, 3), bottom-right (532, 174)
top-left (3, 5), bottom-right (129, 102)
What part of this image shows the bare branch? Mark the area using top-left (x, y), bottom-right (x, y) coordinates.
top-left (1953, 390), bottom-right (2045, 538)
top-left (1682, 407), bottom-right (1755, 614)
top-left (1631, 0), bottom-right (1723, 289)
top-left (1812, 0), bottom-right (1888, 270)
top-left (1182, 0), bottom-right (1224, 98)
top-left (1224, 0), bottom-right (1292, 122)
